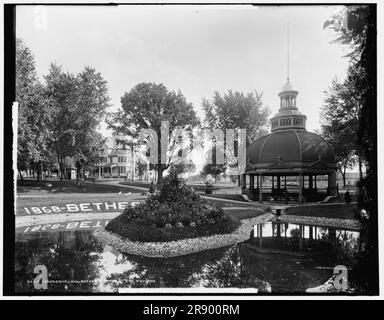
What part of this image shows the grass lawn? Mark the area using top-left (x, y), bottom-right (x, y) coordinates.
top-left (224, 208), bottom-right (268, 221)
top-left (119, 181), bottom-right (233, 193)
top-left (17, 179), bottom-right (142, 195)
top-left (119, 181), bottom-right (151, 188)
top-left (286, 203), bottom-right (358, 220)
top-left (204, 194), bottom-right (247, 202)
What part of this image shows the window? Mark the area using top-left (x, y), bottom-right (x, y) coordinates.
top-left (119, 166), bottom-right (126, 174)
top-left (118, 156), bottom-right (127, 163)
top-left (280, 119), bottom-right (291, 126)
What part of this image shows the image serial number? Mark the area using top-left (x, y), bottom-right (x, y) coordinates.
top-left (187, 304), bottom-right (239, 315)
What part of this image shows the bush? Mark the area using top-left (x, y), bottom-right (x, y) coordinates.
top-left (149, 181), bottom-right (156, 193)
top-left (106, 166), bottom-right (239, 241)
top-left (204, 181), bottom-right (214, 194)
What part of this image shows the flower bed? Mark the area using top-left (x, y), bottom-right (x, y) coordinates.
top-left (105, 168), bottom-right (240, 242)
top-left (95, 212), bottom-right (274, 258)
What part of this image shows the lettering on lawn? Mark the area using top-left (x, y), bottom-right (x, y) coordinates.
top-left (20, 201), bottom-right (141, 216)
top-left (18, 219), bottom-right (110, 234)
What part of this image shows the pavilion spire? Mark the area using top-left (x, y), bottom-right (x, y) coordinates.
top-left (287, 22), bottom-right (290, 81)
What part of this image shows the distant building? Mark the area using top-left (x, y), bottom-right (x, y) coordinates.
top-left (95, 134), bottom-right (156, 181)
top-left (96, 135), bottom-right (135, 179)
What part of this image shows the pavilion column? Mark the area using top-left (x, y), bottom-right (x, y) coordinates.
top-left (309, 226), bottom-right (313, 240)
top-left (298, 174), bottom-right (303, 202)
top-left (259, 175), bottom-right (263, 203)
top-left (272, 176), bottom-right (275, 191)
top-left (284, 176), bottom-right (287, 189)
top-left (277, 175), bottom-right (281, 191)
top-left (328, 172), bottom-right (337, 195)
top-left (299, 225), bottom-right (303, 250)
top-left (309, 175), bottom-right (313, 189)
top-left (256, 174), bottom-right (259, 188)
top-left (276, 223), bottom-right (281, 238)
top-left (250, 175), bottom-right (254, 190)
top-left (314, 175), bottom-right (317, 190)
top-left (241, 174), bottom-right (246, 190)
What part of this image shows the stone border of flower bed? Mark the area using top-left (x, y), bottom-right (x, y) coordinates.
top-left (278, 215), bottom-right (362, 231)
top-left (94, 212), bottom-right (275, 258)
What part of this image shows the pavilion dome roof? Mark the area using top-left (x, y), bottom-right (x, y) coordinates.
top-left (246, 130), bottom-right (336, 173)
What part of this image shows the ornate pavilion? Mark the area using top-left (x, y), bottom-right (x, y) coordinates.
top-left (242, 78), bottom-right (337, 203)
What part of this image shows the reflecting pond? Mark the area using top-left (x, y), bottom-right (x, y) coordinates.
top-left (15, 220), bottom-right (361, 294)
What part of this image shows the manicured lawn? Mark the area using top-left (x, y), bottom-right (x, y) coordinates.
top-left (119, 181), bottom-right (151, 188)
top-left (119, 181), bottom-right (234, 193)
top-left (17, 179), bottom-right (142, 194)
top-left (204, 194), bottom-right (247, 202)
top-left (286, 203), bottom-right (358, 220)
top-left (224, 208), bottom-right (269, 221)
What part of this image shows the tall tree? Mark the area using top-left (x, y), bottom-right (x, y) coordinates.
top-left (108, 82), bottom-right (200, 183)
top-left (324, 5), bottom-right (377, 293)
top-left (71, 67), bottom-right (110, 183)
top-left (320, 66), bottom-right (363, 186)
top-left (44, 64), bottom-right (78, 181)
top-left (202, 90), bottom-right (270, 181)
top-left (44, 65), bottom-right (110, 182)
top-left (202, 90), bottom-right (270, 145)
top-left (16, 38), bottom-right (50, 183)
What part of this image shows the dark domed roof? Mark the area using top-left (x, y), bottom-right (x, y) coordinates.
top-left (245, 76), bottom-right (336, 175)
top-left (246, 130), bottom-right (336, 174)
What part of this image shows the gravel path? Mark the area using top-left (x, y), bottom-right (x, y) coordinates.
top-left (278, 215), bottom-right (362, 231)
top-left (94, 212), bottom-right (275, 258)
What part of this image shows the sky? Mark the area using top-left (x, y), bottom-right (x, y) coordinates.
top-left (16, 4), bottom-right (349, 136)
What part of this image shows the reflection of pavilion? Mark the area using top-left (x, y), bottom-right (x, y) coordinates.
top-left (251, 219), bottom-right (359, 254)
top-left (242, 79), bottom-right (337, 203)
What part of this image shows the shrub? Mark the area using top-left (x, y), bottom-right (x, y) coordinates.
top-left (204, 181), bottom-right (214, 194)
top-left (106, 166), bottom-right (238, 241)
top-left (149, 181), bottom-right (156, 193)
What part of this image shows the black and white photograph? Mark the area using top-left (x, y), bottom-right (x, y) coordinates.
top-left (1, 1), bottom-right (381, 301)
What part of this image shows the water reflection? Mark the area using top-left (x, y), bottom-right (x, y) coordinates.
top-left (251, 221), bottom-right (359, 258)
top-left (15, 220), bottom-right (360, 294)
top-left (15, 231), bottom-right (103, 293)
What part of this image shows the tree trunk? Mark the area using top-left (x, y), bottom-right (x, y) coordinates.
top-left (358, 156), bottom-right (363, 180)
top-left (157, 165), bottom-right (164, 185)
top-left (342, 167), bottom-right (346, 188)
top-left (58, 154), bottom-right (64, 182)
top-left (18, 169), bottom-right (24, 185)
top-left (36, 162), bottom-right (41, 182)
top-left (76, 163), bottom-right (81, 185)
